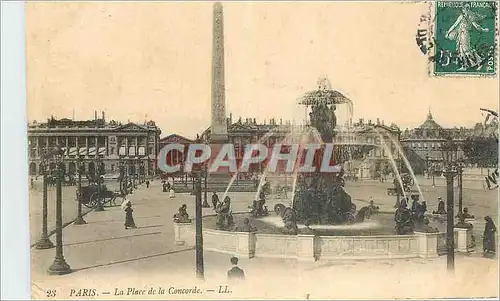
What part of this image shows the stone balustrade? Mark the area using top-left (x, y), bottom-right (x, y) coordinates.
top-left (173, 221), bottom-right (476, 261)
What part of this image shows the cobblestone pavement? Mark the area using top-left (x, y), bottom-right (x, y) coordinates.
top-left (30, 180), bottom-right (498, 299)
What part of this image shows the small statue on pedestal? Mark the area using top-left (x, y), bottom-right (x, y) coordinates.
top-left (394, 201), bottom-right (414, 235)
top-left (173, 204), bottom-right (191, 223)
top-left (249, 193), bottom-right (269, 217)
top-left (216, 196), bottom-right (234, 231)
top-left (420, 218), bottom-right (439, 233)
top-left (281, 207), bottom-right (298, 235)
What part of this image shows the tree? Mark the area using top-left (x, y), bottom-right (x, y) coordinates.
top-left (462, 136), bottom-right (498, 167)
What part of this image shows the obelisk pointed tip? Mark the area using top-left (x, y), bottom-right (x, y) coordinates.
top-left (214, 2), bottom-right (223, 10)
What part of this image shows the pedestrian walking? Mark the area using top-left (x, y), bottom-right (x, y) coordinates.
top-left (212, 191), bottom-right (219, 209)
top-left (227, 256), bottom-right (245, 281)
top-left (146, 180), bottom-right (150, 188)
top-left (483, 216), bottom-right (497, 255)
top-left (169, 188), bottom-right (175, 198)
top-left (124, 202), bottom-right (137, 229)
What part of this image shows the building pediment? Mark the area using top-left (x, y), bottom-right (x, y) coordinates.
top-left (114, 123), bottom-right (148, 132)
top-left (160, 134), bottom-right (194, 144)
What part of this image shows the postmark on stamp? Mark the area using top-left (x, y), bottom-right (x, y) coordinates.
top-left (430, 1), bottom-right (498, 76)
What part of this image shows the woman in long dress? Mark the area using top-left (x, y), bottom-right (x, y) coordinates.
top-left (445, 7), bottom-right (490, 70)
top-left (124, 202), bottom-right (137, 229)
top-left (483, 216), bottom-right (497, 254)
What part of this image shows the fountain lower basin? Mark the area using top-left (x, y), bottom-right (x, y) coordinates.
top-left (173, 212), bottom-right (474, 261)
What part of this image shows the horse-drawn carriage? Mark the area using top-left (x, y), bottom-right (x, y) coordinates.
top-left (79, 183), bottom-right (121, 208)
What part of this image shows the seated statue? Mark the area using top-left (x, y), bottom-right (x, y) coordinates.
top-left (420, 218), bottom-right (439, 233)
top-left (432, 199), bottom-right (446, 215)
top-left (281, 207), bottom-right (298, 235)
top-left (394, 204), bottom-right (414, 235)
top-left (216, 196), bottom-right (234, 230)
top-left (173, 204), bottom-right (191, 223)
top-left (456, 207), bottom-right (475, 219)
top-left (250, 198), bottom-right (269, 217)
top-left (234, 218), bottom-right (257, 232)
top-left (455, 207), bottom-right (475, 228)
top-left (356, 206), bottom-right (372, 223)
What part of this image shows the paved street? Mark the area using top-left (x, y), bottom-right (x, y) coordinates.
top-left (30, 179), bottom-right (498, 299)
top-left (29, 179), bottom-right (122, 246)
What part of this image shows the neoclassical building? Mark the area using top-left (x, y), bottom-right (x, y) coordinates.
top-left (199, 115), bottom-right (400, 178)
top-left (27, 113), bottom-right (161, 177)
top-left (400, 110), bottom-right (472, 174)
top-left (200, 115), bottom-right (292, 174)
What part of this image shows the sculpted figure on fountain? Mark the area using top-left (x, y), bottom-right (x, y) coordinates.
top-left (394, 198), bottom-right (414, 235)
top-left (216, 196), bottom-right (234, 230)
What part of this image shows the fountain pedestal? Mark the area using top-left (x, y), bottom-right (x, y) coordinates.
top-left (415, 232), bottom-right (439, 258)
top-left (454, 227), bottom-right (475, 253)
top-left (296, 234), bottom-right (316, 262)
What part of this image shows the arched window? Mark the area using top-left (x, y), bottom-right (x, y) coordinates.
top-left (29, 162), bottom-right (37, 175)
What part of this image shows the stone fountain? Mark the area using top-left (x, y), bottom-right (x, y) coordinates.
top-left (274, 78), bottom-right (371, 229)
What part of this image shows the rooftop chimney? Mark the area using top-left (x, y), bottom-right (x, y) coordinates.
top-left (368, 119), bottom-right (372, 125)
top-left (377, 118), bottom-right (380, 125)
top-left (94, 110), bottom-right (97, 120)
top-left (102, 111), bottom-right (105, 121)
top-left (359, 118), bottom-right (364, 124)
top-left (280, 118), bottom-right (282, 125)
top-left (382, 120), bottom-right (385, 126)
top-left (253, 118), bottom-right (256, 124)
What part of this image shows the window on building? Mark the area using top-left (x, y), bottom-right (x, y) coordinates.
top-left (111, 164), bottom-right (115, 173)
top-left (423, 143), bottom-right (427, 149)
top-left (110, 147), bottom-right (115, 155)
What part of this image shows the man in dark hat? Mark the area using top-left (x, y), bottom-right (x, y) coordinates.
top-left (227, 257), bottom-right (245, 280)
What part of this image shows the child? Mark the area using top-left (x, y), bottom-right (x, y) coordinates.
top-left (124, 202), bottom-right (137, 229)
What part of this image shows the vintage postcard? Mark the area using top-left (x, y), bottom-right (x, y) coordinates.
top-left (27, 1), bottom-right (498, 300)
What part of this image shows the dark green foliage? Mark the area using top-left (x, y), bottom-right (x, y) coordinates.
top-left (462, 136), bottom-right (498, 167)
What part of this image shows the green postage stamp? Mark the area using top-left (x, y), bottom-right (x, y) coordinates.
top-left (433, 1), bottom-right (497, 76)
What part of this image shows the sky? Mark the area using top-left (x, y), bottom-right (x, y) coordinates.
top-left (26, 2), bottom-right (499, 139)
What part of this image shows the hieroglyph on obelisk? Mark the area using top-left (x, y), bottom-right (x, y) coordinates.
top-left (210, 2), bottom-right (228, 142)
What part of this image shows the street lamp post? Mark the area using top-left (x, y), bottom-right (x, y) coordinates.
top-left (73, 156), bottom-right (87, 225)
top-left (195, 170), bottom-right (205, 279)
top-left (48, 146), bottom-right (72, 275)
top-left (202, 163), bottom-right (210, 208)
top-left (432, 163), bottom-right (436, 187)
top-left (94, 156), bottom-right (105, 211)
top-left (35, 159), bottom-right (54, 249)
top-left (425, 154), bottom-right (430, 179)
top-left (457, 161), bottom-right (464, 215)
top-left (119, 160), bottom-right (125, 193)
top-left (441, 138), bottom-right (458, 272)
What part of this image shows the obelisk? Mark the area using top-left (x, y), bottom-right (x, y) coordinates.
top-left (210, 2), bottom-right (228, 143)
